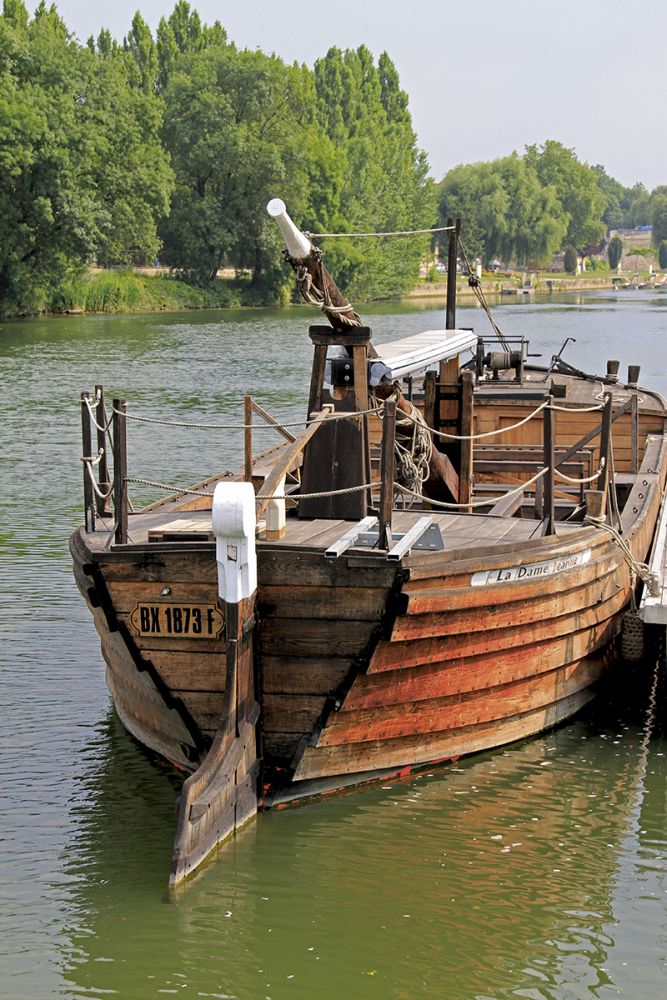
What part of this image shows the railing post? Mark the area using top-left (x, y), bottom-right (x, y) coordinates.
top-left (81, 392), bottom-right (95, 532)
top-left (630, 393), bottom-right (639, 474)
top-left (597, 393), bottom-right (613, 495)
top-left (95, 384), bottom-right (111, 516)
top-left (445, 217), bottom-right (460, 330)
top-left (378, 399), bottom-right (396, 549)
top-left (244, 395), bottom-right (253, 483)
top-left (113, 398), bottom-right (128, 545)
top-left (423, 370), bottom-right (437, 430)
top-left (543, 400), bottom-right (555, 535)
top-left (459, 370), bottom-right (474, 512)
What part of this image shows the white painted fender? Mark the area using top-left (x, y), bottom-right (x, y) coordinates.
top-left (212, 482), bottom-right (257, 604)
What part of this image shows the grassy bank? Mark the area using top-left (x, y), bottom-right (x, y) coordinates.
top-left (46, 270), bottom-right (281, 316)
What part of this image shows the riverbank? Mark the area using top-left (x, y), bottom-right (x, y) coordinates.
top-left (43, 269), bottom-right (273, 317)
top-left (404, 275), bottom-right (625, 300)
top-left (2, 268), bottom-right (657, 320)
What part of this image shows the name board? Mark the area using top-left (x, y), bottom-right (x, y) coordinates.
top-left (471, 549), bottom-right (591, 587)
top-left (130, 602), bottom-right (224, 639)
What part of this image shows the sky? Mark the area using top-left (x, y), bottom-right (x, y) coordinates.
top-left (26, 0), bottom-right (667, 190)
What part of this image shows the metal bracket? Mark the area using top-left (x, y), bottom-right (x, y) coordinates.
top-left (325, 516), bottom-right (443, 560)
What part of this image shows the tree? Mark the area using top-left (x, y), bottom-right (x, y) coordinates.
top-left (659, 241), bottom-right (667, 269)
top-left (625, 246), bottom-right (653, 273)
top-left (651, 192), bottom-right (667, 247)
top-left (156, 1), bottom-right (226, 91)
top-left (124, 11), bottom-right (158, 93)
top-left (608, 235), bottom-right (623, 269)
top-left (592, 164), bottom-right (633, 231)
top-left (160, 44), bottom-right (315, 290)
top-left (313, 47), bottom-right (436, 299)
top-left (437, 154), bottom-right (566, 266)
top-left (0, 1), bottom-right (173, 313)
top-left (564, 245), bottom-right (578, 273)
top-left (525, 141), bottom-right (606, 247)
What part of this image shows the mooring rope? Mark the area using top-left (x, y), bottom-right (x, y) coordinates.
top-left (583, 514), bottom-right (657, 592)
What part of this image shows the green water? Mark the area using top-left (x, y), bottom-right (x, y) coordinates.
top-left (1, 291), bottom-right (666, 1000)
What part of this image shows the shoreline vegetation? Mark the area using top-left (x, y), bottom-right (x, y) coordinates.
top-left (2, 2), bottom-right (665, 321)
top-left (7, 266), bottom-right (655, 321)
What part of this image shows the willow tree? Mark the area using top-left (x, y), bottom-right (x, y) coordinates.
top-left (437, 154), bottom-right (566, 266)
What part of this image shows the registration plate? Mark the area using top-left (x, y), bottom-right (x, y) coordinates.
top-left (130, 603), bottom-right (224, 639)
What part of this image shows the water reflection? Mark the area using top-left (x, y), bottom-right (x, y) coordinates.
top-left (58, 673), bottom-right (667, 1000)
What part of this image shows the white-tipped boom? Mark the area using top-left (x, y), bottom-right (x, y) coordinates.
top-left (266, 198), bottom-right (312, 260)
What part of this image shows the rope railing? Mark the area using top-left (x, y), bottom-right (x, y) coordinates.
top-left (305, 225), bottom-right (455, 238)
top-left (82, 379), bottom-right (640, 549)
top-left (395, 469), bottom-right (548, 511)
top-left (554, 461), bottom-right (605, 486)
top-left (112, 405), bottom-right (375, 430)
top-left (83, 391), bottom-right (113, 434)
top-left (109, 391), bottom-right (609, 440)
top-left (126, 476), bottom-right (376, 503)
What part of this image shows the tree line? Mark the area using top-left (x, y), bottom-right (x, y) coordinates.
top-left (0, 0), bottom-right (434, 315)
top-left (437, 143), bottom-right (667, 268)
top-left (1, 1), bottom-right (665, 317)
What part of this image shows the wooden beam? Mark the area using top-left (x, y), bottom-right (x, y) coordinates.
top-left (445, 217), bottom-right (459, 330)
top-left (423, 370), bottom-right (436, 430)
top-left (256, 407), bottom-right (332, 520)
top-left (251, 398), bottom-right (296, 444)
top-left (631, 393), bottom-right (639, 474)
top-left (597, 393), bottom-right (613, 494)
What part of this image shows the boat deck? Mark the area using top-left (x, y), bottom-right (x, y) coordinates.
top-left (83, 505), bottom-right (581, 556)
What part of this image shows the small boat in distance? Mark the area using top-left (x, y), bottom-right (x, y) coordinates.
top-left (71, 204), bottom-right (667, 885)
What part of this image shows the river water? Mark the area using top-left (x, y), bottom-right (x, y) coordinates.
top-left (1, 290), bottom-right (666, 1000)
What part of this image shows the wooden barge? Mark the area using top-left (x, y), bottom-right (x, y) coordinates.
top-left (71, 206), bottom-right (667, 883)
